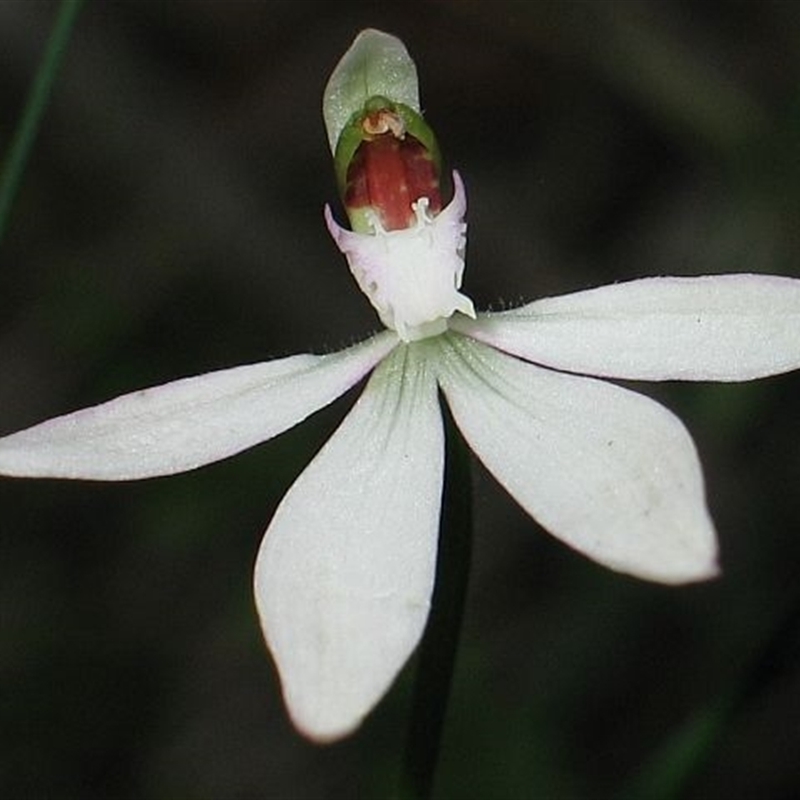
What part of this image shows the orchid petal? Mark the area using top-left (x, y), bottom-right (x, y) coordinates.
top-left (435, 333), bottom-right (718, 584)
top-left (451, 274), bottom-right (800, 381)
top-left (254, 343), bottom-right (443, 742)
top-left (0, 332), bottom-right (398, 480)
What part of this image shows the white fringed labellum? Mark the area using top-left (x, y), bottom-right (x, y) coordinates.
top-left (325, 171), bottom-right (475, 341)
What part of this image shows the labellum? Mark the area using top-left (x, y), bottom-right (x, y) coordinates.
top-left (334, 96), bottom-right (442, 233)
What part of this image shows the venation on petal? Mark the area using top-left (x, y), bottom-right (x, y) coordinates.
top-left (452, 274), bottom-right (800, 381)
top-left (434, 332), bottom-right (719, 584)
top-left (254, 342), bottom-right (444, 742)
top-left (0, 331), bottom-right (398, 480)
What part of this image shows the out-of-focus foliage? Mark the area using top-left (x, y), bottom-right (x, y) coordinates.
top-left (1, 1), bottom-right (799, 798)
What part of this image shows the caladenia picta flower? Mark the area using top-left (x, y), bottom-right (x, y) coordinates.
top-left (324, 32), bottom-right (473, 342)
top-left (1, 29), bottom-right (800, 743)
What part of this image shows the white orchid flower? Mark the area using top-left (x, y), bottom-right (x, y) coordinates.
top-left (2, 29), bottom-right (800, 743)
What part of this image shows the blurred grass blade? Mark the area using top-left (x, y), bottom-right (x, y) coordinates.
top-left (615, 591), bottom-right (800, 800)
top-left (0, 0), bottom-right (85, 245)
top-left (613, 699), bottom-right (732, 800)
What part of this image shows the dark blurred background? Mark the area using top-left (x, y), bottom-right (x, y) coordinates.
top-left (1, 1), bottom-right (799, 798)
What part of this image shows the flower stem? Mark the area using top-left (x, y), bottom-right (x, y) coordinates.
top-left (398, 404), bottom-right (473, 800)
top-left (0, 0), bottom-right (85, 246)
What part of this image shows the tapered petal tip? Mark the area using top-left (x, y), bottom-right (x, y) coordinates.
top-left (618, 528), bottom-right (721, 586)
top-left (594, 454), bottom-right (722, 586)
top-left (283, 692), bottom-right (364, 744)
top-left (684, 555), bottom-right (722, 584)
top-left (255, 546), bottom-right (434, 742)
top-left (555, 476), bottom-right (722, 586)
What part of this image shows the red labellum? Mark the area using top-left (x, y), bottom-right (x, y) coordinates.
top-left (344, 114), bottom-right (441, 232)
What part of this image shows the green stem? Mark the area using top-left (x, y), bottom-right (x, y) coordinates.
top-left (399, 405), bottom-right (473, 800)
top-left (0, 0), bottom-right (85, 245)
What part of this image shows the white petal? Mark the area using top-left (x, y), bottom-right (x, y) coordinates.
top-left (254, 343), bottom-right (443, 741)
top-left (0, 332), bottom-right (397, 480)
top-left (435, 334), bottom-right (718, 584)
top-left (451, 274), bottom-right (800, 381)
